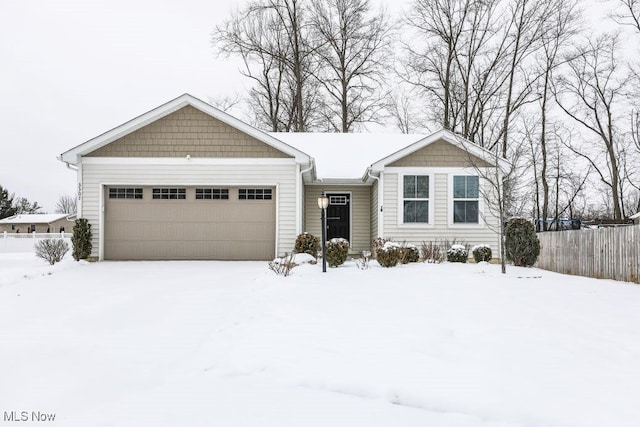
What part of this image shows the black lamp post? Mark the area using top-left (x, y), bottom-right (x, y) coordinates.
top-left (317, 193), bottom-right (329, 272)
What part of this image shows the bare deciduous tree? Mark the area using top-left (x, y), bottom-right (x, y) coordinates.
top-left (554, 34), bottom-right (629, 220)
top-left (55, 194), bottom-right (77, 215)
top-left (310, 0), bottom-right (392, 132)
top-left (530, 0), bottom-right (580, 228)
top-left (213, 0), bottom-right (321, 131)
top-left (610, 0), bottom-right (640, 32)
top-left (401, 0), bottom-right (552, 157)
top-left (387, 87), bottom-right (428, 134)
top-left (209, 93), bottom-right (243, 114)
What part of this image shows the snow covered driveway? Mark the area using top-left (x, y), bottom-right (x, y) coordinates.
top-left (1, 254), bottom-right (640, 426)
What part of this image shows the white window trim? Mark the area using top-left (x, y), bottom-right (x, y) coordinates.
top-left (397, 172), bottom-right (435, 228)
top-left (448, 174), bottom-right (485, 228)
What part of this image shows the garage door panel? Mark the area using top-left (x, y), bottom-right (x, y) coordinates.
top-left (105, 240), bottom-right (275, 261)
top-left (104, 186), bottom-right (276, 260)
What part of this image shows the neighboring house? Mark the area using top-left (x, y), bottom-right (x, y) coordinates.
top-left (59, 94), bottom-right (508, 261)
top-left (631, 212), bottom-right (640, 225)
top-left (0, 213), bottom-right (75, 233)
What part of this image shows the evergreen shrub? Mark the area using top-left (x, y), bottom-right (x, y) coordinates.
top-left (376, 241), bottom-right (401, 268)
top-left (505, 218), bottom-right (540, 267)
top-left (72, 218), bottom-right (92, 261)
top-left (294, 232), bottom-right (320, 258)
top-left (326, 238), bottom-right (349, 267)
top-left (472, 244), bottom-right (492, 263)
top-left (447, 244), bottom-right (468, 263)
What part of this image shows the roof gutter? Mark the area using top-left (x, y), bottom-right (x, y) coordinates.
top-left (58, 155), bottom-right (78, 171)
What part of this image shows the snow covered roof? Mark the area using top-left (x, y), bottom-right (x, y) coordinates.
top-left (0, 214), bottom-right (74, 224)
top-left (272, 128), bottom-right (509, 181)
top-left (270, 132), bottom-right (425, 180)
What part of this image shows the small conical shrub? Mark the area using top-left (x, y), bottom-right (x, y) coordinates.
top-left (505, 218), bottom-right (540, 267)
top-left (72, 218), bottom-right (92, 261)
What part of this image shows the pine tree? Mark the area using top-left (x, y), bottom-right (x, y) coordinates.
top-left (0, 185), bottom-right (16, 219)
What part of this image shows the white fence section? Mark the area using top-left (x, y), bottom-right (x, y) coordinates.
top-left (0, 232), bottom-right (72, 253)
top-left (536, 225), bottom-right (640, 284)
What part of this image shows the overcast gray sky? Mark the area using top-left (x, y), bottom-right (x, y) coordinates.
top-left (0, 0), bottom-right (251, 212)
top-left (0, 0), bottom-right (609, 212)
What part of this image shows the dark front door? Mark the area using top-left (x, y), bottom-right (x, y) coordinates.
top-left (326, 193), bottom-right (350, 241)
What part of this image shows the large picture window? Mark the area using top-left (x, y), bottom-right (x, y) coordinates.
top-left (403, 175), bottom-right (429, 223)
top-left (453, 176), bottom-right (479, 223)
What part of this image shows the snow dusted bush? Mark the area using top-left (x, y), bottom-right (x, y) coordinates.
top-left (268, 253), bottom-right (296, 276)
top-left (35, 238), bottom-right (69, 265)
top-left (446, 244), bottom-right (469, 263)
top-left (376, 241), bottom-right (401, 267)
top-left (472, 244), bottom-right (492, 263)
top-left (326, 238), bottom-right (349, 267)
top-left (294, 232), bottom-right (319, 258)
top-left (399, 244), bottom-right (420, 264)
top-left (505, 218), bottom-right (540, 267)
top-left (421, 241), bottom-right (445, 263)
top-left (371, 237), bottom-right (387, 255)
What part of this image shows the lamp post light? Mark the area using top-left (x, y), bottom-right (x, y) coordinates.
top-left (317, 193), bottom-right (329, 273)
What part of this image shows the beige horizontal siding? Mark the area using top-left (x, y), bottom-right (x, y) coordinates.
top-left (304, 185), bottom-right (371, 253)
top-left (81, 162), bottom-right (298, 259)
top-left (383, 172), bottom-right (501, 257)
top-left (389, 139), bottom-right (492, 168)
top-left (86, 106), bottom-right (292, 159)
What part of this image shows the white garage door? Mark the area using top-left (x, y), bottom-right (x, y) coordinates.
top-left (104, 186), bottom-right (276, 260)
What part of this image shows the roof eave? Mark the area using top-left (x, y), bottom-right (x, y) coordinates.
top-left (60, 94), bottom-right (312, 165)
top-left (370, 128), bottom-right (510, 172)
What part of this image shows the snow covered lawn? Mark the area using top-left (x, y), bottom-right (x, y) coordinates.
top-left (1, 254), bottom-right (640, 426)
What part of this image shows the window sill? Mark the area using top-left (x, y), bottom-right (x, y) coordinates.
top-left (398, 223), bottom-right (435, 228)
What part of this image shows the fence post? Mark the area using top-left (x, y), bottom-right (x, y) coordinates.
top-left (3, 231), bottom-right (6, 239)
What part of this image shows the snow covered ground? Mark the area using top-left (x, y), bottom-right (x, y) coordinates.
top-left (1, 253), bottom-right (639, 426)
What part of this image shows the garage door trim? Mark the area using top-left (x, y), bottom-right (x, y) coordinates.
top-left (98, 182), bottom-right (279, 260)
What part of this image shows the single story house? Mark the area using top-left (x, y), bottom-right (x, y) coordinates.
top-left (0, 213), bottom-right (75, 234)
top-left (59, 94), bottom-right (508, 261)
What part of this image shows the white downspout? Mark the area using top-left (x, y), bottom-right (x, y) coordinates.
top-left (297, 160), bottom-right (314, 235)
top-left (58, 156), bottom-right (82, 217)
top-left (367, 168), bottom-right (384, 238)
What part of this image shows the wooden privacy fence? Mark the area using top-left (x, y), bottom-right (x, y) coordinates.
top-left (536, 225), bottom-right (640, 284)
